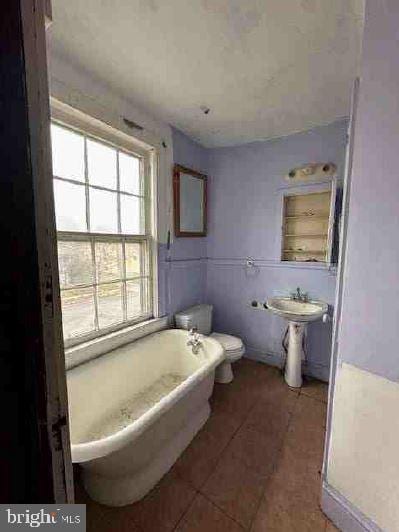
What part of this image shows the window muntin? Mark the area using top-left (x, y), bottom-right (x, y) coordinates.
top-left (51, 122), bottom-right (153, 345)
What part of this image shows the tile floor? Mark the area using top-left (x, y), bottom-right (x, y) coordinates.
top-left (76, 359), bottom-right (339, 531)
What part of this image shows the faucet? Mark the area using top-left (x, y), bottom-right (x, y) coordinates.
top-left (187, 327), bottom-right (202, 355)
top-left (290, 287), bottom-right (309, 302)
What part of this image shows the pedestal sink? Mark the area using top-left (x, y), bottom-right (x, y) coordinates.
top-left (266, 297), bottom-right (328, 388)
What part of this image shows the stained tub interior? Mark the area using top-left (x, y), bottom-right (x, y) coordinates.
top-left (67, 331), bottom-right (205, 446)
top-left (79, 373), bottom-right (186, 443)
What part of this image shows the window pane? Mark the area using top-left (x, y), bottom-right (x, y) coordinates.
top-left (119, 152), bottom-right (141, 195)
top-left (58, 241), bottom-right (93, 288)
top-left (121, 195), bottom-right (142, 234)
top-left (95, 242), bottom-right (122, 282)
top-left (51, 124), bottom-right (84, 181)
top-left (89, 188), bottom-right (118, 233)
top-left (126, 279), bottom-right (142, 319)
top-left (125, 242), bottom-right (142, 278)
top-left (54, 180), bottom-right (87, 231)
top-left (127, 278), bottom-right (150, 319)
top-left (61, 287), bottom-right (96, 340)
top-left (87, 138), bottom-right (117, 189)
top-left (97, 282), bottom-right (123, 328)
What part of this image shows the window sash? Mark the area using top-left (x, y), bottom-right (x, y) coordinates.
top-left (51, 120), bottom-right (155, 348)
top-left (52, 122), bottom-right (148, 236)
top-left (57, 233), bottom-right (151, 288)
top-left (58, 234), bottom-right (153, 347)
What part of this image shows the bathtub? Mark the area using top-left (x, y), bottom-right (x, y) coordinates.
top-left (67, 328), bottom-right (224, 506)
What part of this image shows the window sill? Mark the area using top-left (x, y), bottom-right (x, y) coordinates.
top-left (65, 316), bottom-right (169, 370)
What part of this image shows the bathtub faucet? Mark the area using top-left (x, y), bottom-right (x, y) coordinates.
top-left (187, 327), bottom-right (202, 355)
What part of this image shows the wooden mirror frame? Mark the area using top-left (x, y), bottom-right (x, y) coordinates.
top-left (173, 164), bottom-right (207, 237)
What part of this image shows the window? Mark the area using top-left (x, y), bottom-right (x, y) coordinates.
top-left (51, 121), bottom-right (155, 346)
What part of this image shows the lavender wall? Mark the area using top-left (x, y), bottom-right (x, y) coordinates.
top-left (166, 122), bottom-right (348, 381)
top-left (206, 121), bottom-right (348, 381)
top-left (337, 0), bottom-right (399, 382)
top-left (158, 128), bottom-right (208, 317)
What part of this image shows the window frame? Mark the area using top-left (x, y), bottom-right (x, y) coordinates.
top-left (50, 104), bottom-right (159, 348)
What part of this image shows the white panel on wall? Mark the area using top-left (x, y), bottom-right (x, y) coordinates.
top-left (328, 363), bottom-right (399, 531)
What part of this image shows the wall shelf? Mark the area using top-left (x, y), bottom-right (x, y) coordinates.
top-left (283, 249), bottom-right (325, 254)
top-left (284, 233), bottom-right (327, 238)
top-left (281, 188), bottom-right (335, 264)
top-left (284, 214), bottom-right (330, 220)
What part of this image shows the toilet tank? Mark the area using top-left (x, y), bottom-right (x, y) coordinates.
top-left (174, 304), bottom-right (213, 335)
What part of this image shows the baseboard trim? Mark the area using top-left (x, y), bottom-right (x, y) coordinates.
top-left (244, 348), bottom-right (330, 382)
top-left (321, 482), bottom-right (382, 532)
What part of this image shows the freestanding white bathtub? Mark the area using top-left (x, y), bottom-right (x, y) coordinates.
top-left (67, 329), bottom-right (224, 506)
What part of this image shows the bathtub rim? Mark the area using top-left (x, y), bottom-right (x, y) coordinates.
top-left (69, 330), bottom-right (224, 463)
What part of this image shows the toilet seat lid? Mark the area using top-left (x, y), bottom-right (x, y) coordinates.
top-left (210, 332), bottom-right (243, 352)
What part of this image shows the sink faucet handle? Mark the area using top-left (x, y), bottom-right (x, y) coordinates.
top-left (291, 287), bottom-right (301, 300)
top-left (290, 287), bottom-right (309, 302)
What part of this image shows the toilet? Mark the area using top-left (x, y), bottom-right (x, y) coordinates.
top-left (174, 304), bottom-right (245, 383)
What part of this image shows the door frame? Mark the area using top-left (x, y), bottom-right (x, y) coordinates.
top-left (1, 0), bottom-right (73, 502)
top-left (322, 78), bottom-right (360, 479)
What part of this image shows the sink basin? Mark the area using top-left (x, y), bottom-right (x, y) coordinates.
top-left (266, 297), bottom-right (328, 323)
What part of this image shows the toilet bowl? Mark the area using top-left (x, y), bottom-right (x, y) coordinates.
top-left (210, 333), bottom-right (245, 383)
top-left (174, 304), bottom-right (245, 384)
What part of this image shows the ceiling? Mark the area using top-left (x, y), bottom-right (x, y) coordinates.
top-left (48, 0), bottom-right (364, 148)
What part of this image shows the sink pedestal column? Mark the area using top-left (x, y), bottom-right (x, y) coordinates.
top-left (284, 321), bottom-right (306, 388)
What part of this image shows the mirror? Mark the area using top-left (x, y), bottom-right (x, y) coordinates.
top-left (173, 164), bottom-right (207, 237)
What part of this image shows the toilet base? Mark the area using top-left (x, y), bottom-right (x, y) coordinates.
top-left (215, 361), bottom-right (234, 384)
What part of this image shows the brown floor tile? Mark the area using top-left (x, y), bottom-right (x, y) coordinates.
top-left (202, 452), bottom-right (265, 528)
top-left (301, 378), bottom-right (329, 403)
top-left (176, 493), bottom-right (244, 532)
top-left (233, 358), bottom-right (275, 383)
top-left (174, 410), bottom-right (241, 489)
top-left (76, 470), bottom-right (195, 532)
top-left (74, 478), bottom-right (89, 504)
top-left (251, 480), bottom-right (327, 532)
top-left (210, 380), bottom-right (258, 422)
top-left (277, 395), bottom-right (326, 495)
top-left (84, 498), bottom-right (143, 532)
top-left (76, 361), bottom-right (329, 532)
top-left (271, 442), bottom-right (323, 503)
top-left (243, 388), bottom-right (298, 437)
top-left (264, 448), bottom-right (323, 530)
top-left (293, 393), bottom-right (327, 427)
top-left (236, 360), bottom-right (286, 400)
top-left (212, 359), bottom-right (280, 411)
top-left (127, 469), bottom-right (196, 532)
top-left (325, 519), bottom-right (340, 531)
top-left (251, 392), bottom-right (327, 532)
top-left (284, 395), bottom-right (327, 463)
top-left (74, 481), bottom-right (122, 532)
top-left (226, 425), bottom-right (281, 478)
